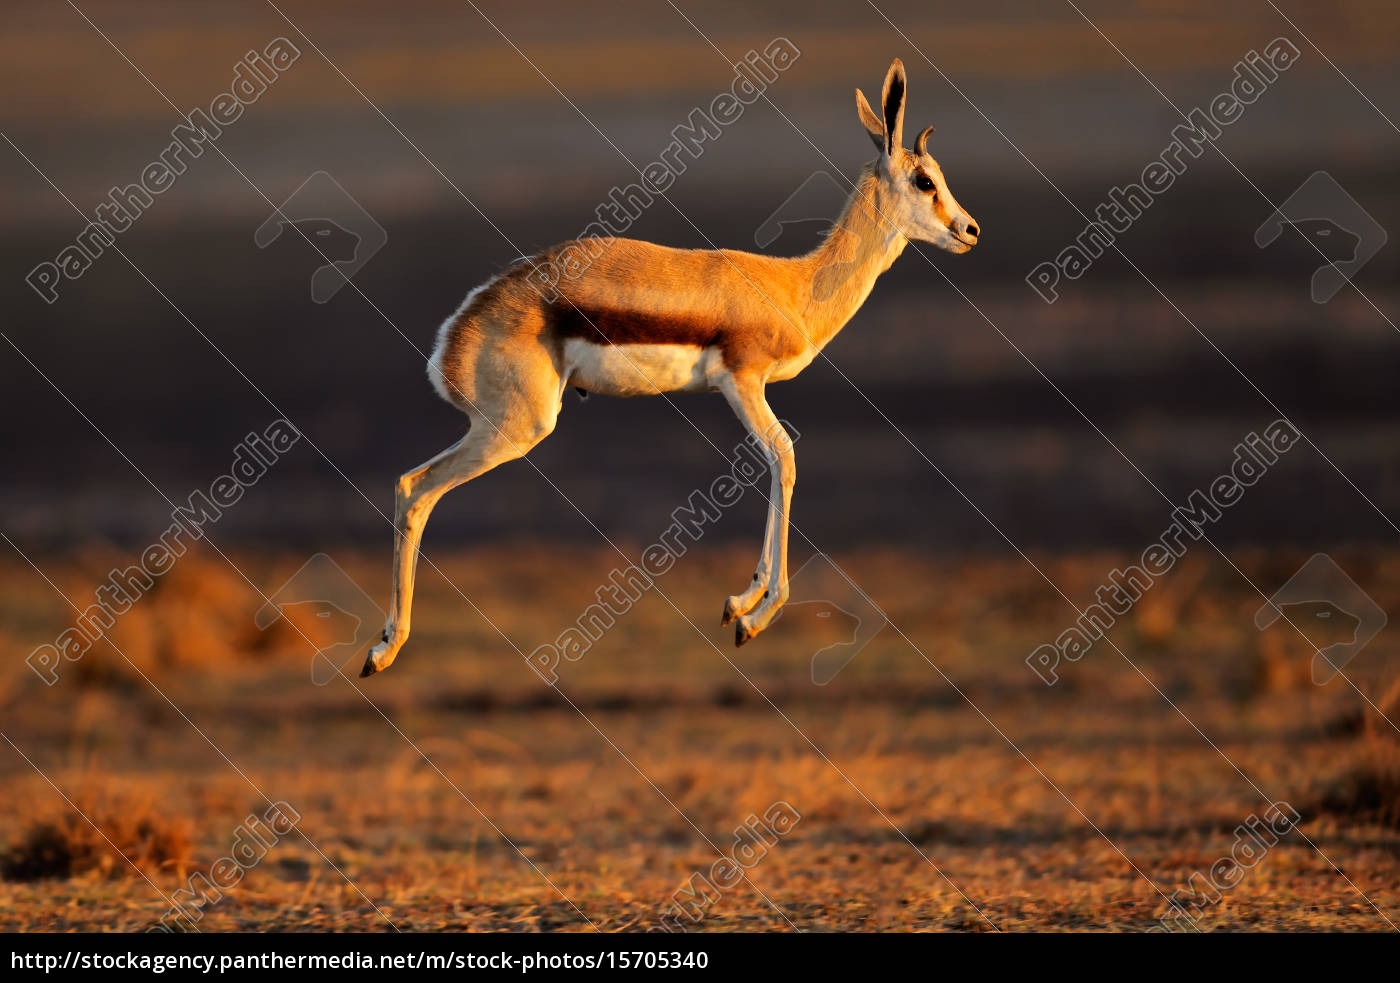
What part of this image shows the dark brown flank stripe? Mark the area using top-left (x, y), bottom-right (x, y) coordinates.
top-left (548, 302), bottom-right (723, 351)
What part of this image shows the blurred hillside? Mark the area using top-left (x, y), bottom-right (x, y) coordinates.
top-left (3, 0), bottom-right (1399, 550)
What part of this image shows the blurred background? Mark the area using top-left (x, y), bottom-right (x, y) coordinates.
top-left (2, 0), bottom-right (1399, 932)
top-left (3, 0), bottom-right (1399, 551)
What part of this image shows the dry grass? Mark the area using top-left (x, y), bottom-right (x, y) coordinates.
top-left (48, 547), bottom-right (350, 688)
top-left (2, 543), bottom-right (1399, 931)
top-left (2, 788), bottom-right (194, 882)
top-left (1308, 681), bottom-right (1400, 830)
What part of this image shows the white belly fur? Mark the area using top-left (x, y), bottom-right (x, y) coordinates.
top-left (563, 340), bottom-right (721, 396)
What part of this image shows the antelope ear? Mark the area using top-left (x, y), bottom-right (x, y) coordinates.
top-left (880, 58), bottom-right (906, 155)
top-left (914, 125), bottom-right (934, 157)
top-left (855, 88), bottom-right (885, 153)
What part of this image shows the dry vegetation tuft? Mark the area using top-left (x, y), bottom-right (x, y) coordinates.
top-left (2, 791), bottom-right (194, 882)
top-left (1308, 680), bottom-right (1400, 830)
top-left (55, 547), bottom-right (348, 685)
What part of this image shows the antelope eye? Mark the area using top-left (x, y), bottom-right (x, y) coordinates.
top-left (914, 174), bottom-right (935, 193)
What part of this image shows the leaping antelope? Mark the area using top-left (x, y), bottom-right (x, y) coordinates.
top-left (362, 58), bottom-right (978, 678)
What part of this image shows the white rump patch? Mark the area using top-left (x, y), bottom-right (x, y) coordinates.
top-left (562, 339), bottom-right (720, 397)
top-left (427, 282), bottom-right (491, 405)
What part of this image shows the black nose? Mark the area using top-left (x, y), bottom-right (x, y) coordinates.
top-left (966, 221), bottom-right (980, 239)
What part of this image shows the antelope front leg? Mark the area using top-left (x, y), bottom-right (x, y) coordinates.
top-left (720, 521), bottom-right (774, 628)
top-left (719, 375), bottom-right (795, 647)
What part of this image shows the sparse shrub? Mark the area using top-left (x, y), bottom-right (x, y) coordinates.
top-left (1, 793), bottom-right (194, 881)
top-left (70, 547), bottom-right (346, 682)
top-left (1309, 744), bottom-right (1400, 829)
top-left (1307, 679), bottom-right (1400, 829)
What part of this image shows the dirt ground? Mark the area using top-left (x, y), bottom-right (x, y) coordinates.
top-left (1, 543), bottom-right (1398, 932)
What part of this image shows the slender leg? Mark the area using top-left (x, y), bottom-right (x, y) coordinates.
top-left (362, 405), bottom-right (556, 677)
top-left (718, 373), bottom-right (796, 647)
top-left (720, 489), bottom-right (778, 628)
top-left (720, 476), bottom-right (779, 628)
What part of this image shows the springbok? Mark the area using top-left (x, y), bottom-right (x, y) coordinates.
top-left (361, 58), bottom-right (978, 678)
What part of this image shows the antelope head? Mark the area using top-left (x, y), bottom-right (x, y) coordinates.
top-left (856, 58), bottom-right (980, 255)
